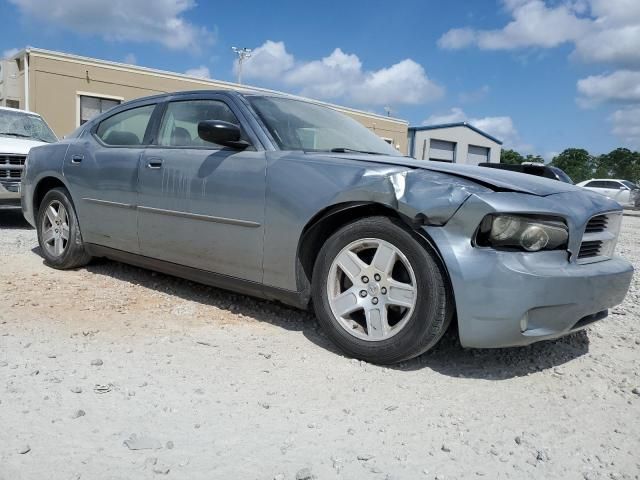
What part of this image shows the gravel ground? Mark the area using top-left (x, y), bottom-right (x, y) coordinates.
top-left (1, 205), bottom-right (639, 480)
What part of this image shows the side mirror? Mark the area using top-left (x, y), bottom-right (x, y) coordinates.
top-left (197, 120), bottom-right (249, 149)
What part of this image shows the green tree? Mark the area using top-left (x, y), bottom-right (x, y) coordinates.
top-left (500, 149), bottom-right (525, 164)
top-left (550, 148), bottom-right (595, 183)
top-left (594, 148), bottom-right (640, 183)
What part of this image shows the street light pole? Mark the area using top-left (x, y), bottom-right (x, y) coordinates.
top-left (232, 47), bottom-right (252, 84)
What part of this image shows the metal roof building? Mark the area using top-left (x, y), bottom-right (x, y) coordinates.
top-left (408, 122), bottom-right (503, 165)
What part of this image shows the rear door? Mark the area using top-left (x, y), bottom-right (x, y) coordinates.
top-left (137, 95), bottom-right (266, 282)
top-left (599, 180), bottom-right (625, 203)
top-left (608, 181), bottom-right (630, 204)
top-left (63, 102), bottom-right (158, 253)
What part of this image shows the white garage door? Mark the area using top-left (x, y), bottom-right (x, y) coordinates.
top-left (429, 139), bottom-right (456, 162)
top-left (467, 145), bottom-right (490, 165)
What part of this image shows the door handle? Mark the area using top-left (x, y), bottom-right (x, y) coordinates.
top-left (70, 154), bottom-right (83, 164)
top-left (146, 158), bottom-right (163, 169)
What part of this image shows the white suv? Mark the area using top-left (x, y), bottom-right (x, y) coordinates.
top-left (577, 178), bottom-right (639, 207)
top-left (0, 107), bottom-right (57, 203)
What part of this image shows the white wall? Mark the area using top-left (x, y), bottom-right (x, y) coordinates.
top-left (409, 125), bottom-right (501, 165)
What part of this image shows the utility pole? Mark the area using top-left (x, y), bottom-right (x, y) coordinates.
top-left (232, 47), bottom-right (252, 84)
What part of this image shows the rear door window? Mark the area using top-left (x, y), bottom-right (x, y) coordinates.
top-left (96, 104), bottom-right (156, 146)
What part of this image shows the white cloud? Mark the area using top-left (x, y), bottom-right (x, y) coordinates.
top-left (438, 0), bottom-right (640, 67)
top-left (240, 41), bottom-right (444, 106)
top-left (438, 28), bottom-right (477, 50)
top-left (438, 1), bottom-right (590, 51)
top-left (185, 65), bottom-right (211, 79)
top-left (423, 107), bottom-right (467, 125)
top-left (610, 106), bottom-right (640, 148)
top-left (354, 59), bottom-right (442, 105)
top-left (123, 53), bottom-right (137, 65)
top-left (423, 107), bottom-right (527, 149)
top-left (577, 70), bottom-right (640, 106)
top-left (8, 0), bottom-right (213, 50)
top-left (240, 41), bottom-right (294, 81)
top-left (2, 47), bottom-right (20, 59)
top-left (284, 48), bottom-right (362, 99)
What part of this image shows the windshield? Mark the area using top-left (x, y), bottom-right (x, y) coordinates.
top-left (550, 167), bottom-right (574, 184)
top-left (247, 96), bottom-right (400, 156)
top-left (621, 180), bottom-right (638, 190)
top-left (0, 109), bottom-right (57, 143)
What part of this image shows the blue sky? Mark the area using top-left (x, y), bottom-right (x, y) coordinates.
top-left (1, 0), bottom-right (639, 158)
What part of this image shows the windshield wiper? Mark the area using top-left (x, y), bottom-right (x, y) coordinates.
top-left (0, 132), bottom-right (31, 138)
top-left (329, 147), bottom-right (383, 155)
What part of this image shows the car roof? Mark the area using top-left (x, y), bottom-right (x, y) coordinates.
top-left (0, 106), bottom-right (43, 117)
top-left (584, 178), bottom-right (625, 182)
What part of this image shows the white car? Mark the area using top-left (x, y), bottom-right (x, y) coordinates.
top-left (0, 106), bottom-right (58, 203)
top-left (577, 178), bottom-right (639, 208)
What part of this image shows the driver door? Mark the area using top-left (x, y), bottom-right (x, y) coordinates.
top-left (137, 96), bottom-right (266, 283)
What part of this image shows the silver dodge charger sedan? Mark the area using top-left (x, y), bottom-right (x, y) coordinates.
top-left (21, 90), bottom-right (633, 364)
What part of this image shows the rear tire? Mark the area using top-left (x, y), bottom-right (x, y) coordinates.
top-left (312, 216), bottom-right (453, 364)
top-left (36, 187), bottom-right (91, 269)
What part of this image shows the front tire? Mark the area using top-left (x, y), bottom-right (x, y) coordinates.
top-left (36, 187), bottom-right (91, 269)
top-left (312, 216), bottom-right (452, 364)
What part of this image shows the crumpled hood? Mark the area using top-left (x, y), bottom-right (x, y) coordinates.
top-left (322, 153), bottom-right (580, 196)
top-left (0, 136), bottom-right (49, 155)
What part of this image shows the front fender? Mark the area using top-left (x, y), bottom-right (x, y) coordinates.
top-left (262, 152), bottom-right (490, 291)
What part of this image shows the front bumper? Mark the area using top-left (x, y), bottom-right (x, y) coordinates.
top-left (425, 191), bottom-right (634, 349)
top-left (452, 250), bottom-right (631, 348)
top-left (0, 180), bottom-right (21, 202)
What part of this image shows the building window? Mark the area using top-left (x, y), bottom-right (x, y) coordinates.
top-left (5, 99), bottom-right (19, 109)
top-left (429, 139), bottom-right (456, 162)
top-left (80, 95), bottom-right (121, 125)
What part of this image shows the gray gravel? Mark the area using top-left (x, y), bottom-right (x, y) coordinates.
top-left (1, 205), bottom-right (639, 479)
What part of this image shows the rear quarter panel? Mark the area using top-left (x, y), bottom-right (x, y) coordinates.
top-left (21, 142), bottom-right (72, 226)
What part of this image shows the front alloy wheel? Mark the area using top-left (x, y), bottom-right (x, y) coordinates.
top-left (327, 238), bottom-right (417, 341)
top-left (312, 216), bottom-right (453, 364)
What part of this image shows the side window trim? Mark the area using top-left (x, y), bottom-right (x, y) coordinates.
top-left (91, 102), bottom-right (159, 148)
top-left (144, 101), bottom-right (168, 145)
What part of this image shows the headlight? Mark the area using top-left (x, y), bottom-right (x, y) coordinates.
top-left (475, 214), bottom-right (568, 252)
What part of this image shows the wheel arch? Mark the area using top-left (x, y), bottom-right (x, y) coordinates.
top-left (296, 201), bottom-right (456, 312)
top-left (32, 175), bottom-right (70, 216)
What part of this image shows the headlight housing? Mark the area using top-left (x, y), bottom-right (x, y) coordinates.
top-left (475, 214), bottom-right (569, 252)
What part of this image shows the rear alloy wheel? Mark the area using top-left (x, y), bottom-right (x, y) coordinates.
top-left (312, 216), bottom-right (452, 364)
top-left (37, 187), bottom-right (91, 269)
top-left (41, 200), bottom-right (69, 258)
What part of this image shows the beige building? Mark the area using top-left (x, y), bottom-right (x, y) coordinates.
top-left (0, 47), bottom-right (408, 152)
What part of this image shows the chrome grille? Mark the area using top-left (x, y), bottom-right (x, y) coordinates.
top-left (577, 213), bottom-right (622, 264)
top-left (0, 154), bottom-right (26, 183)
